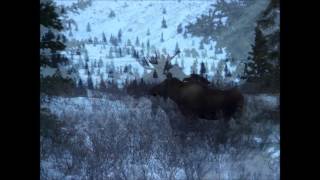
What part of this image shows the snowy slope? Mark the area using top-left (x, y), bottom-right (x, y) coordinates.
top-left (54, 0), bottom-right (240, 87)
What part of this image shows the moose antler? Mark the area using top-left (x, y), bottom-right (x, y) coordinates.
top-left (134, 49), bottom-right (181, 78)
top-left (163, 50), bottom-right (181, 76)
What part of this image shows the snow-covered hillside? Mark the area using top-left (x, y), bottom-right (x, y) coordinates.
top-left (54, 0), bottom-right (242, 87)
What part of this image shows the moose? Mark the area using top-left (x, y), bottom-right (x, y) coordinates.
top-left (136, 50), bottom-right (244, 121)
top-left (149, 74), bottom-right (244, 121)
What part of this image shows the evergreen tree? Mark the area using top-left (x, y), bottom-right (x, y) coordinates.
top-left (175, 42), bottom-right (180, 54)
top-left (135, 36), bottom-right (140, 47)
top-left (123, 65), bottom-right (128, 73)
top-left (88, 37), bottom-right (93, 44)
top-left (147, 28), bottom-right (150, 36)
top-left (117, 29), bottom-right (122, 42)
top-left (162, 8), bottom-right (167, 14)
top-left (99, 78), bottom-right (107, 92)
top-left (86, 22), bottom-right (91, 32)
top-left (109, 47), bottom-right (114, 58)
top-left (160, 32), bottom-right (164, 42)
top-left (84, 62), bottom-right (89, 74)
top-left (161, 17), bottom-right (167, 28)
top-left (98, 58), bottom-right (103, 68)
top-left (102, 32), bottom-right (107, 43)
top-left (209, 44), bottom-right (213, 50)
top-left (87, 74), bottom-right (94, 90)
top-left (200, 62), bottom-right (206, 77)
top-left (153, 70), bottom-right (158, 78)
top-left (56, 34), bottom-right (61, 42)
top-left (147, 39), bottom-right (150, 52)
top-left (163, 60), bottom-right (172, 74)
top-left (224, 64), bottom-right (231, 77)
top-left (77, 78), bottom-right (86, 95)
top-left (177, 23), bottom-right (183, 34)
top-left (183, 31), bottom-right (188, 39)
top-left (109, 34), bottom-right (118, 46)
top-left (40, 2), bottom-right (63, 30)
top-left (60, 6), bottom-right (66, 15)
top-left (84, 50), bottom-right (89, 62)
top-left (42, 30), bottom-right (55, 42)
top-left (109, 10), bottom-right (116, 18)
top-left (191, 59), bottom-right (198, 74)
top-left (245, 27), bottom-right (273, 83)
top-left (40, 1), bottom-right (78, 96)
top-left (93, 37), bottom-right (98, 46)
top-left (62, 35), bottom-right (67, 43)
top-left (119, 47), bottom-right (122, 57)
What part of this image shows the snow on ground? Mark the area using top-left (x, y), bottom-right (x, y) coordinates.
top-left (54, 0), bottom-right (241, 86)
top-left (41, 94), bottom-right (280, 180)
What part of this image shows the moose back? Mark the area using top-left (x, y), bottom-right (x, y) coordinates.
top-left (149, 76), bottom-right (244, 121)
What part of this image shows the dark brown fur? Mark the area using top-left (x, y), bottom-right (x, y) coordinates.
top-left (149, 77), bottom-right (244, 121)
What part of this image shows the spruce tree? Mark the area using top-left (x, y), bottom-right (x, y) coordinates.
top-left (135, 36), bottom-right (140, 47)
top-left (86, 22), bottom-right (91, 32)
top-left (160, 33), bottom-right (164, 42)
top-left (87, 74), bottom-right (94, 90)
top-left (147, 28), bottom-right (150, 36)
top-left (118, 29), bottom-right (122, 42)
top-left (177, 23), bottom-right (183, 34)
top-left (200, 62), bottom-right (206, 77)
top-left (224, 64), bottom-right (231, 77)
top-left (192, 59), bottom-right (198, 74)
top-left (153, 70), bottom-right (158, 78)
top-left (175, 42), bottom-right (180, 54)
top-left (102, 32), bottom-right (107, 43)
top-left (77, 78), bottom-right (86, 95)
top-left (162, 8), bottom-right (166, 14)
top-left (109, 47), bottom-right (114, 58)
top-left (119, 47), bottom-right (122, 57)
top-left (40, 1), bottom-right (76, 96)
top-left (99, 78), bottom-right (107, 92)
top-left (161, 17), bottom-right (167, 28)
top-left (209, 44), bottom-right (213, 50)
top-left (245, 26), bottom-right (270, 81)
top-left (183, 31), bottom-right (188, 39)
top-left (109, 10), bottom-right (116, 18)
top-left (123, 65), bottom-right (128, 73)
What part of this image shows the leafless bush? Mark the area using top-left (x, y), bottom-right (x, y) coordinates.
top-left (41, 93), bottom-right (279, 179)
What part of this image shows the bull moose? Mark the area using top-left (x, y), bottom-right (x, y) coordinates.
top-left (149, 75), bottom-right (244, 121)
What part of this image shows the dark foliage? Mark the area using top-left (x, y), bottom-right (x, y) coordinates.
top-left (40, 74), bottom-right (78, 97)
top-left (40, 1), bottom-right (78, 96)
top-left (40, 2), bottom-right (63, 30)
top-left (243, 0), bottom-right (279, 92)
